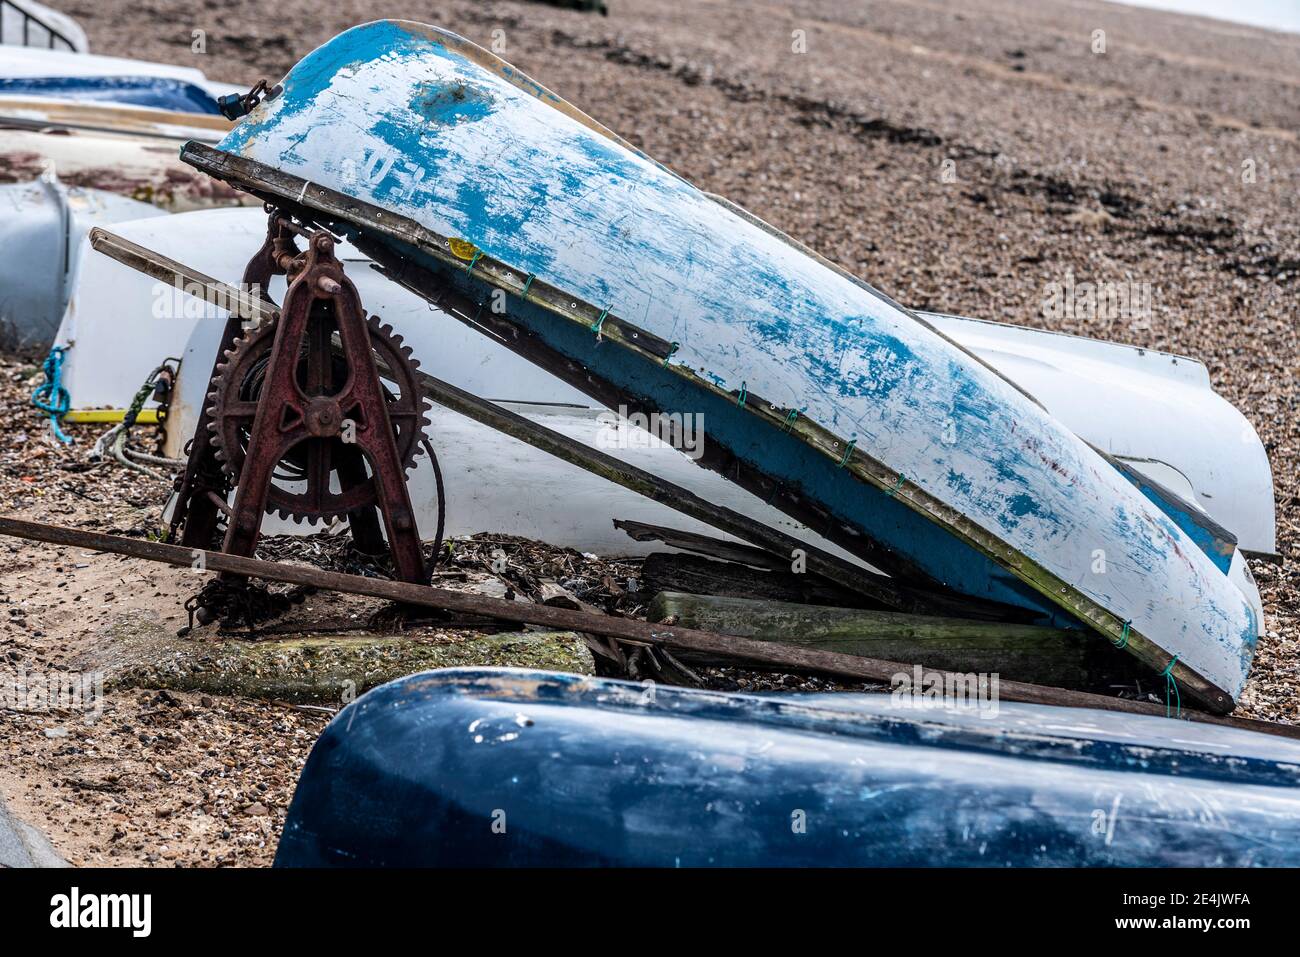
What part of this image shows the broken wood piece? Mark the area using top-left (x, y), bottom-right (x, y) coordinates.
top-left (617, 519), bottom-right (1032, 621)
top-left (615, 519), bottom-right (794, 571)
top-left (537, 581), bottom-right (583, 609)
top-left (647, 591), bottom-right (1138, 688)
top-left (2, 516), bottom-right (1294, 736)
top-left (639, 551), bottom-right (877, 608)
top-left (583, 634), bottom-right (628, 677)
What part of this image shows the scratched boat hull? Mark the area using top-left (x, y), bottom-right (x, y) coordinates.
top-left (274, 669), bottom-right (1300, 868)
top-left (183, 21), bottom-right (1260, 710)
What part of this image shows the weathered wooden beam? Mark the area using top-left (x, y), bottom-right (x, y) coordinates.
top-left (639, 552), bottom-right (876, 608)
top-left (616, 519), bottom-right (791, 571)
top-left (647, 591), bottom-right (1137, 687)
top-left (88, 228), bottom-right (271, 322)
top-left (618, 519), bottom-right (1018, 619)
top-left (386, 368), bottom-right (929, 611)
top-left (2, 516), bottom-right (1296, 740)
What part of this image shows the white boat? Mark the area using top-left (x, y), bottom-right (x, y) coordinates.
top-left (0, 174), bottom-right (162, 351)
top-left (54, 207), bottom-right (1275, 579)
top-left (0, 45), bottom-right (240, 112)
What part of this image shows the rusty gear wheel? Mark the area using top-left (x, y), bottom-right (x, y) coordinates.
top-left (205, 313), bottom-right (430, 522)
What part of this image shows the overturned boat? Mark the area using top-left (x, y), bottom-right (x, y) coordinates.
top-left (0, 39), bottom-right (248, 349)
top-left (170, 21), bottom-right (1268, 712)
top-left (0, 175), bottom-right (162, 351)
top-left (0, 44), bottom-right (242, 211)
top-left (0, 43), bottom-right (239, 114)
top-left (275, 668), bottom-right (1300, 867)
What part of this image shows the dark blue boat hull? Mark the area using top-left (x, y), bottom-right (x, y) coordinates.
top-left (275, 669), bottom-right (1300, 867)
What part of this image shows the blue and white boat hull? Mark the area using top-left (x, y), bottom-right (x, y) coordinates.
top-left (275, 669), bottom-right (1300, 868)
top-left (182, 21), bottom-right (1262, 711)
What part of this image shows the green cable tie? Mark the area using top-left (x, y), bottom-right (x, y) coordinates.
top-left (885, 473), bottom-right (906, 497)
top-left (466, 251), bottom-right (483, 275)
top-left (520, 273), bottom-right (535, 297)
top-left (1113, 619), bottom-right (1131, 649)
top-left (661, 341), bottom-right (680, 366)
top-left (836, 436), bottom-right (857, 468)
top-left (782, 408), bottom-right (800, 432)
top-left (591, 307), bottom-right (610, 336)
top-left (737, 382), bottom-right (747, 408)
top-left (1161, 654), bottom-right (1181, 718)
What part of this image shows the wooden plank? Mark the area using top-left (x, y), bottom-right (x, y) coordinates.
top-left (0, 516), bottom-right (1295, 740)
top-left (618, 519), bottom-right (1019, 619)
top-left (638, 552), bottom-right (877, 608)
top-left (386, 363), bottom-right (936, 611)
top-left (647, 591), bottom-right (1136, 687)
top-left (615, 519), bottom-right (791, 571)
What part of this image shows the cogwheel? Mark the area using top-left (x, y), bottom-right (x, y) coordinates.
top-left (205, 311), bottom-right (431, 523)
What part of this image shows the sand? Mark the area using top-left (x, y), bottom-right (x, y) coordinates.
top-left (0, 0), bottom-right (1295, 865)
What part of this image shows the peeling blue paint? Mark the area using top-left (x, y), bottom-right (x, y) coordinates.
top-left (213, 20), bottom-right (1260, 700)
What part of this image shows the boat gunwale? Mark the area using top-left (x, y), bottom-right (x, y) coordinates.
top-left (0, 94), bottom-right (230, 141)
top-left (354, 668), bottom-right (1300, 784)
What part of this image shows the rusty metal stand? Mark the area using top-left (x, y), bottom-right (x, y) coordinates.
top-left (168, 211), bottom-right (427, 587)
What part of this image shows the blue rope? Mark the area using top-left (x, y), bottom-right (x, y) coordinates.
top-left (1161, 655), bottom-right (1181, 718)
top-left (836, 435), bottom-right (857, 468)
top-left (1113, 619), bottom-right (1131, 649)
top-left (31, 345), bottom-right (73, 444)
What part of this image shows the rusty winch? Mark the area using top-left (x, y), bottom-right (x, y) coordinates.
top-left (168, 210), bottom-right (433, 597)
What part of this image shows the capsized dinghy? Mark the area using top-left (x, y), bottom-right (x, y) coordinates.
top-left (181, 21), bottom-right (1262, 711)
top-left (275, 668), bottom-right (1300, 867)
